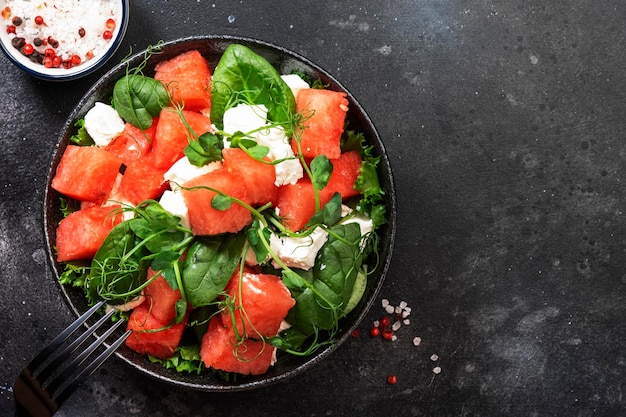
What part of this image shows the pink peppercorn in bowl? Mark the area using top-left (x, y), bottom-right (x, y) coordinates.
top-left (0, 0), bottom-right (129, 81)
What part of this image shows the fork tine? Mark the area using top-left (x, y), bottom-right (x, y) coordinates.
top-left (26, 300), bottom-right (106, 372)
top-left (44, 317), bottom-right (128, 397)
top-left (53, 328), bottom-right (132, 406)
top-left (14, 301), bottom-right (129, 417)
top-left (35, 307), bottom-right (116, 382)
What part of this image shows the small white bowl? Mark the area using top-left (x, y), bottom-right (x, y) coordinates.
top-left (0, 0), bottom-right (128, 81)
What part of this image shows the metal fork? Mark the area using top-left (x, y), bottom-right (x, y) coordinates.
top-left (13, 300), bottom-right (132, 417)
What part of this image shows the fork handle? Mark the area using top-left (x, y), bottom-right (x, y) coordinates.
top-left (14, 368), bottom-right (58, 417)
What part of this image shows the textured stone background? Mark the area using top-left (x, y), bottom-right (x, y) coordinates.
top-left (1, 1), bottom-right (625, 416)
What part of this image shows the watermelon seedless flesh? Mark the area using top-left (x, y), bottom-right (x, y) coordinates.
top-left (221, 271), bottom-right (296, 338)
top-left (51, 145), bottom-right (123, 205)
top-left (181, 167), bottom-right (253, 235)
top-left (154, 49), bottom-right (212, 112)
top-left (125, 302), bottom-right (188, 360)
top-left (201, 316), bottom-right (276, 376)
top-left (55, 204), bottom-right (123, 262)
top-left (292, 88), bottom-right (348, 160)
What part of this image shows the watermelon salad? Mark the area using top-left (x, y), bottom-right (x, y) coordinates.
top-left (52, 43), bottom-right (387, 377)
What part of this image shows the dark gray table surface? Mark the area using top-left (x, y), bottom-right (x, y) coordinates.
top-left (2, 1), bottom-right (625, 416)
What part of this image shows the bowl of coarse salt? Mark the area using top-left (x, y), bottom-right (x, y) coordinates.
top-left (0, 0), bottom-right (128, 81)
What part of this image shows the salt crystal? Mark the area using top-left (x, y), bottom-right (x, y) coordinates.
top-left (392, 321), bottom-right (402, 331)
top-left (395, 306), bottom-right (402, 314)
top-left (373, 320), bottom-right (379, 327)
top-left (430, 354), bottom-right (439, 361)
top-left (433, 366), bottom-right (442, 374)
top-left (403, 319), bottom-right (410, 325)
top-left (412, 337), bottom-right (421, 346)
top-left (385, 305), bottom-right (395, 314)
top-left (381, 299), bottom-right (389, 308)
top-left (391, 334), bottom-right (397, 341)
top-left (399, 301), bottom-right (408, 309)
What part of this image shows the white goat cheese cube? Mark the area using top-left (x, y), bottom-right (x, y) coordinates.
top-left (256, 126), bottom-right (303, 186)
top-left (159, 190), bottom-right (190, 229)
top-left (84, 102), bottom-right (125, 147)
top-left (270, 227), bottom-right (329, 271)
top-left (223, 103), bottom-right (269, 138)
top-left (281, 74), bottom-right (310, 98)
top-left (164, 158), bottom-right (222, 190)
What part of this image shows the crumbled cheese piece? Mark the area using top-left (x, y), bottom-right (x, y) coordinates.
top-left (158, 190), bottom-right (190, 229)
top-left (84, 102), bottom-right (125, 147)
top-left (223, 103), bottom-right (268, 138)
top-left (269, 227), bottom-right (329, 270)
top-left (256, 126), bottom-right (303, 185)
top-left (164, 158), bottom-right (222, 190)
top-left (281, 74), bottom-right (310, 98)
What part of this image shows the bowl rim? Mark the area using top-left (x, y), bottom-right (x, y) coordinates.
top-left (43, 34), bottom-right (397, 391)
top-left (0, 0), bottom-right (129, 81)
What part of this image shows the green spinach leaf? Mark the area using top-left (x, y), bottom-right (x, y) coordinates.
top-left (284, 222), bottom-right (362, 338)
top-left (87, 220), bottom-right (149, 305)
top-left (182, 234), bottom-right (247, 307)
top-left (210, 44), bottom-right (296, 133)
top-left (112, 74), bottom-right (169, 129)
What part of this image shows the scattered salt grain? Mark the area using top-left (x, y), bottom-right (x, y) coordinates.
top-left (433, 366), bottom-right (442, 374)
top-left (385, 305), bottom-right (395, 314)
top-left (391, 321), bottom-right (402, 331)
top-left (391, 334), bottom-right (397, 341)
top-left (399, 301), bottom-right (408, 309)
top-left (381, 298), bottom-right (389, 308)
top-left (430, 354), bottom-right (439, 361)
top-left (403, 319), bottom-right (410, 325)
top-left (412, 336), bottom-right (421, 346)
top-left (373, 320), bottom-right (380, 327)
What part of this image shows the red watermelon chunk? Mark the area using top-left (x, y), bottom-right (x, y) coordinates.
top-left (222, 148), bottom-right (278, 206)
top-left (117, 156), bottom-right (169, 206)
top-left (222, 271), bottom-right (295, 338)
top-left (51, 145), bottom-right (123, 204)
top-left (181, 167), bottom-right (252, 235)
top-left (144, 269), bottom-right (183, 324)
top-left (275, 178), bottom-right (332, 232)
top-left (150, 108), bottom-right (213, 170)
top-left (154, 50), bottom-right (212, 112)
top-left (292, 89), bottom-right (348, 160)
top-left (200, 316), bottom-right (276, 375)
top-left (125, 302), bottom-right (188, 360)
top-left (105, 120), bottom-right (157, 166)
top-left (321, 150), bottom-right (362, 201)
top-left (56, 204), bottom-right (123, 262)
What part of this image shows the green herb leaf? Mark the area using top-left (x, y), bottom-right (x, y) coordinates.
top-left (211, 194), bottom-right (233, 211)
top-left (310, 155), bottom-right (333, 190)
top-left (306, 192), bottom-right (342, 227)
top-left (87, 220), bottom-right (148, 305)
top-left (69, 119), bottom-right (94, 146)
top-left (285, 223), bottom-right (362, 338)
top-left (112, 74), bottom-right (169, 129)
top-left (184, 132), bottom-right (223, 167)
top-left (210, 44), bottom-right (296, 134)
top-left (246, 219), bottom-right (270, 264)
top-left (182, 234), bottom-right (247, 307)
